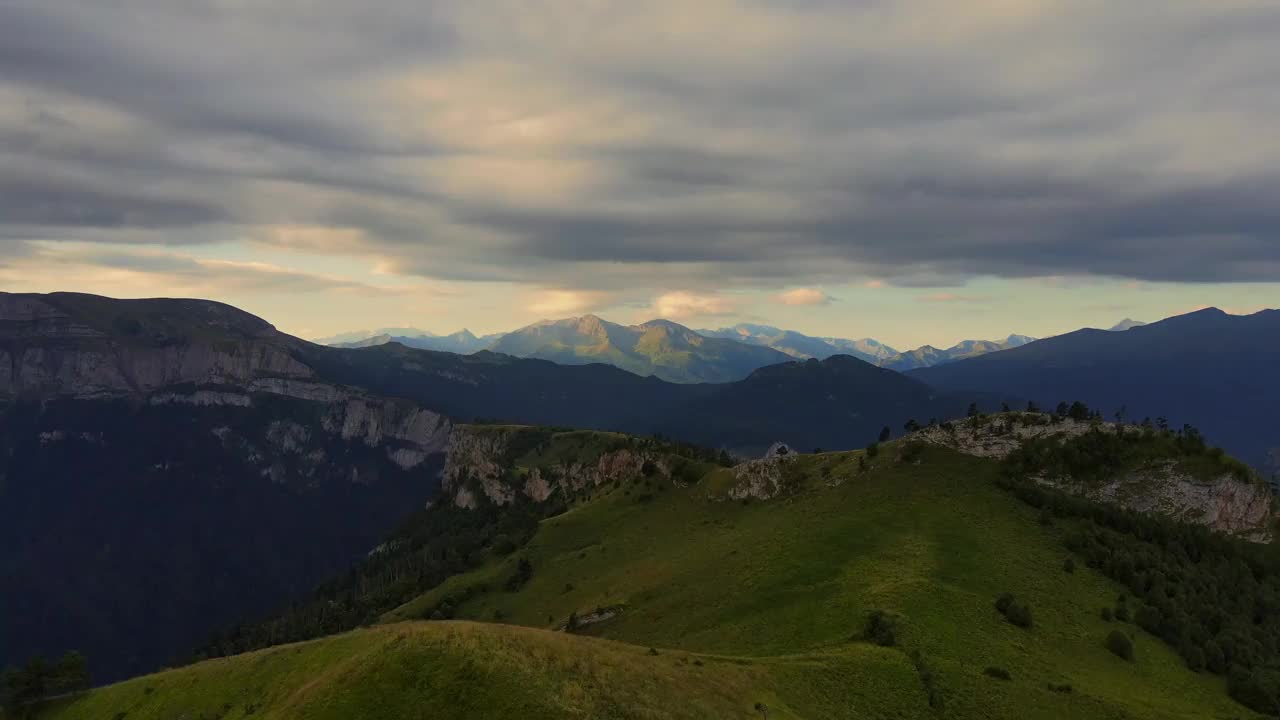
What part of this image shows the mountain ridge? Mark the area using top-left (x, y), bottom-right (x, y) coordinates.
top-left (910, 306), bottom-right (1280, 468)
top-left (488, 314), bottom-right (793, 383)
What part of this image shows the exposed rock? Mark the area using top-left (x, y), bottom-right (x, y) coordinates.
top-left (523, 467), bottom-right (552, 502)
top-left (1038, 463), bottom-right (1274, 542)
top-left (914, 413), bottom-right (1275, 540)
top-left (561, 605), bottom-right (625, 631)
top-left (441, 427), bottom-right (671, 508)
top-left (151, 391), bottom-right (252, 407)
top-left (267, 421), bottom-right (311, 453)
top-left (727, 455), bottom-right (794, 500)
top-left (913, 413), bottom-right (1101, 459)
top-left (441, 429), bottom-right (509, 501)
top-left (454, 485), bottom-right (478, 510)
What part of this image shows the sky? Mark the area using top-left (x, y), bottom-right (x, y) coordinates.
top-left (1, 1), bottom-right (1277, 349)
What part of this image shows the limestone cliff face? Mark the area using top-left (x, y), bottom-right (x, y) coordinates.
top-left (1, 292), bottom-right (451, 470)
top-left (441, 426), bottom-right (670, 508)
top-left (1, 294), bottom-right (313, 398)
top-left (914, 412), bottom-right (1275, 540)
top-left (3, 342), bottom-right (317, 399)
top-left (1042, 463), bottom-right (1273, 542)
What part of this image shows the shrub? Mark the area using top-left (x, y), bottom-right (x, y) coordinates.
top-left (1113, 604), bottom-right (1130, 623)
top-left (866, 442), bottom-right (880, 459)
top-left (864, 610), bottom-right (898, 647)
top-left (1100, 607), bottom-right (1113, 622)
top-left (1047, 683), bottom-right (1073, 694)
top-left (1227, 667), bottom-right (1280, 716)
top-left (1063, 557), bottom-right (1075, 573)
top-left (995, 593), bottom-right (1032, 628)
top-left (910, 650), bottom-right (944, 710)
top-left (490, 534), bottom-right (517, 556)
top-left (1005, 602), bottom-right (1033, 629)
top-left (983, 666), bottom-right (1012, 681)
top-left (1106, 630), bottom-right (1134, 661)
top-left (504, 558), bottom-right (533, 592)
top-left (647, 648), bottom-right (660, 656)
top-left (899, 441), bottom-right (925, 464)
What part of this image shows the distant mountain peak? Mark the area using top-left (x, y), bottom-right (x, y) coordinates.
top-left (639, 318), bottom-right (688, 330)
top-left (1107, 318), bottom-right (1147, 332)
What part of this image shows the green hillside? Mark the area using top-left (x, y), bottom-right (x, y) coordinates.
top-left (34, 622), bottom-right (925, 720)
top-left (32, 437), bottom-right (1264, 719)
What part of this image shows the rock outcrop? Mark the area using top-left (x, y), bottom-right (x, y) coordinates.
top-left (725, 455), bottom-right (793, 500)
top-left (913, 412), bottom-right (1275, 540)
top-left (913, 413), bottom-right (1101, 459)
top-left (1040, 463), bottom-right (1273, 542)
top-left (441, 426), bottom-right (671, 508)
top-left (1, 292), bottom-right (452, 469)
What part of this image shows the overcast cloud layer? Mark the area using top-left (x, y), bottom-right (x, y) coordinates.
top-left (1, 1), bottom-right (1278, 332)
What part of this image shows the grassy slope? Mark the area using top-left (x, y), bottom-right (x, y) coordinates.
top-left (41, 444), bottom-right (1259, 719)
top-left (38, 623), bottom-right (922, 720)
top-left (384, 445), bottom-right (1253, 719)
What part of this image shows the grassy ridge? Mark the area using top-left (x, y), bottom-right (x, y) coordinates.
top-left (36, 622), bottom-right (924, 720)
top-left (36, 443), bottom-right (1260, 719)
top-left (385, 445), bottom-right (1253, 719)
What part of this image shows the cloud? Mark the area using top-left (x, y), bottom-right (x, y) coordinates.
top-left (1, 0), bottom-right (1279, 296)
top-left (921, 292), bottom-right (988, 303)
top-left (527, 289), bottom-right (614, 316)
top-left (774, 288), bottom-right (835, 306)
top-left (651, 291), bottom-right (737, 320)
top-left (0, 245), bottom-right (406, 297)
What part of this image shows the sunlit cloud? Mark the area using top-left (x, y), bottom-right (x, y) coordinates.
top-left (921, 292), bottom-right (988, 304)
top-left (774, 288), bottom-right (835, 306)
top-left (651, 291), bottom-right (736, 320)
top-left (527, 289), bottom-right (614, 316)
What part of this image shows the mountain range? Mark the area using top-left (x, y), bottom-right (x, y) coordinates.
top-left (324, 318), bottom-right (1037, 381)
top-left (697, 323), bottom-right (899, 363)
top-left (336, 329), bottom-right (502, 354)
top-left (486, 315), bottom-right (796, 384)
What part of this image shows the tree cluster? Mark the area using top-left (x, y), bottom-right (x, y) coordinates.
top-left (997, 472), bottom-right (1280, 714)
top-left (1, 652), bottom-right (89, 714)
top-left (1004, 418), bottom-right (1253, 485)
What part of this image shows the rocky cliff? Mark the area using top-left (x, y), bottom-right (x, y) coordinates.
top-left (0, 292), bottom-right (453, 680)
top-left (1, 292), bottom-right (311, 397)
top-left (914, 412), bottom-right (1275, 540)
top-left (440, 425), bottom-right (674, 509)
top-left (1, 292), bottom-right (452, 465)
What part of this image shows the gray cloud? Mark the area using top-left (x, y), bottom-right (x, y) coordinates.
top-left (1, 0), bottom-right (1279, 291)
